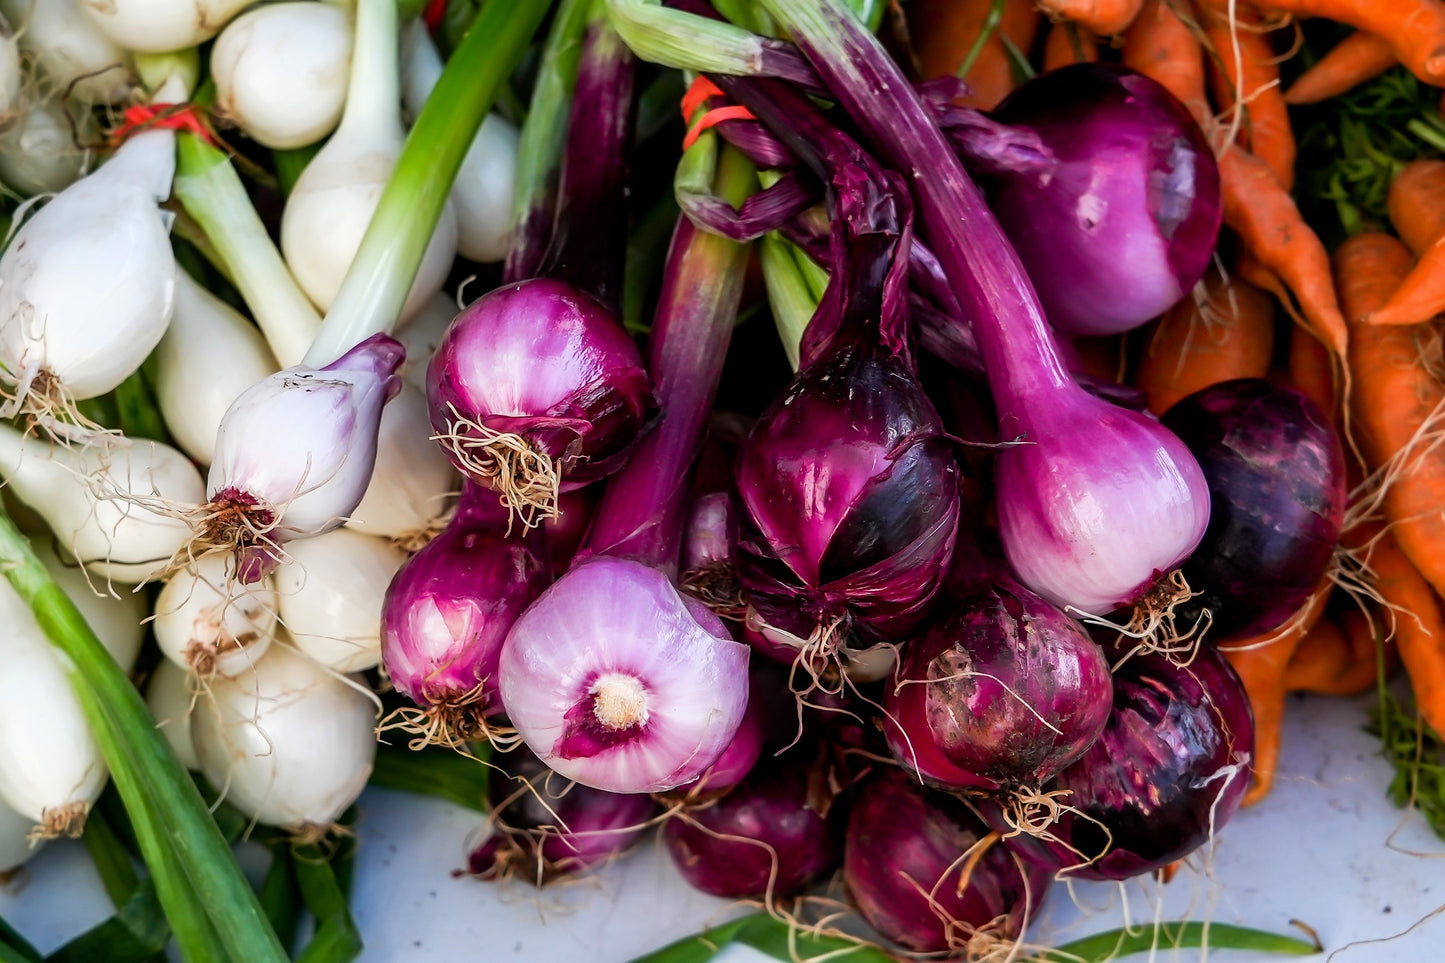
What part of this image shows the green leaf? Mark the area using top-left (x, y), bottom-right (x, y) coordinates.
top-left (628, 914), bottom-right (892, 963)
top-left (1040, 922), bottom-right (1321, 961)
top-left (370, 742), bottom-right (493, 813)
top-left (257, 843), bottom-right (302, 954)
top-left (292, 835), bottom-right (363, 963)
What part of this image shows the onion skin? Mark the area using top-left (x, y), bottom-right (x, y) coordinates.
top-left (1162, 379), bottom-right (1347, 643)
top-left (884, 582), bottom-right (1113, 789)
top-left (844, 771), bottom-right (1049, 953)
top-left (988, 64), bottom-right (1222, 337)
top-left (664, 758), bottom-right (840, 899)
top-left (426, 278), bottom-right (656, 490)
top-left (999, 641), bottom-right (1254, 881)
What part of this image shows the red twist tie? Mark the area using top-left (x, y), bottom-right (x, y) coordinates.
top-left (680, 75), bottom-right (755, 151)
top-left (109, 103), bottom-right (218, 148)
top-left (423, 0), bottom-right (447, 31)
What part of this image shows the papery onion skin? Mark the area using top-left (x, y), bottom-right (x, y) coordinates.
top-left (884, 581), bottom-right (1112, 789)
top-left (382, 483), bottom-right (551, 717)
top-left (988, 63), bottom-right (1222, 337)
top-left (664, 757), bottom-right (840, 899)
top-left (468, 744), bottom-right (656, 885)
top-left (996, 640), bottom-right (1254, 881)
top-left (844, 770), bottom-right (1049, 953)
top-left (1162, 379), bottom-right (1347, 643)
top-left (498, 556), bottom-right (750, 794)
top-left (426, 278), bottom-right (656, 491)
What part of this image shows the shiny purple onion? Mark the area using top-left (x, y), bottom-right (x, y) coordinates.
top-left (664, 756), bottom-right (841, 899)
top-left (380, 482), bottom-right (551, 743)
top-left (1161, 379), bottom-right (1347, 643)
top-left (998, 641), bottom-right (1254, 881)
top-left (845, 771), bottom-right (1049, 954)
top-left (426, 278), bottom-right (656, 524)
top-left (497, 556), bottom-right (750, 793)
top-left (469, 744), bottom-right (657, 885)
top-left (987, 64), bottom-right (1222, 336)
top-left (883, 581), bottom-right (1112, 791)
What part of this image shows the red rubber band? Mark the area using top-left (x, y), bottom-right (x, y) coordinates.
top-left (681, 75), bottom-right (727, 122)
top-left (109, 103), bottom-right (218, 148)
top-left (423, 0), bottom-right (447, 31)
top-left (682, 105), bottom-right (757, 150)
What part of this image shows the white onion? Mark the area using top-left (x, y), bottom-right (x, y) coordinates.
top-left (155, 553), bottom-right (277, 679)
top-left (344, 384), bottom-right (456, 541)
top-left (0, 15), bottom-right (19, 129)
top-left (274, 528), bottom-right (405, 672)
top-left (280, 0), bottom-right (456, 322)
top-left (0, 127), bottom-right (177, 407)
top-left (33, 541), bottom-right (147, 671)
top-left (0, 94), bottom-right (98, 198)
top-left (0, 425), bottom-right (205, 584)
top-left (394, 290), bottom-right (457, 394)
top-left (145, 658), bottom-right (199, 770)
top-left (211, 2), bottom-right (351, 150)
top-left (81, 0), bottom-right (250, 54)
top-left (0, 0), bottom-right (132, 105)
top-left (191, 644), bottom-right (376, 830)
top-left (156, 271), bottom-right (278, 465)
top-left (0, 577), bottom-right (105, 835)
top-left (401, 21), bottom-right (517, 263)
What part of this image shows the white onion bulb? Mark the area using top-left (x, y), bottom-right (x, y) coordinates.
top-left (81, 0), bottom-right (251, 54)
top-left (0, 795), bottom-right (40, 872)
top-left (146, 659), bottom-right (199, 771)
top-left (344, 384), bottom-right (456, 541)
top-left (0, 0), bottom-right (133, 105)
top-left (0, 95), bottom-right (98, 197)
top-left (394, 291), bottom-right (457, 394)
top-left (34, 542), bottom-right (147, 670)
top-left (274, 528), bottom-right (405, 672)
top-left (156, 271), bottom-right (278, 465)
top-left (191, 644), bottom-right (376, 830)
top-left (0, 15), bottom-right (19, 129)
top-left (211, 2), bottom-right (351, 150)
top-left (155, 553), bottom-right (277, 678)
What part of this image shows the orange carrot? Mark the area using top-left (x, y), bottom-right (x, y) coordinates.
top-left (908, 0), bottom-right (1042, 109)
top-left (1043, 20), bottom-right (1100, 69)
top-left (1284, 618), bottom-right (1355, 693)
top-left (1221, 584), bottom-right (1331, 805)
top-left (1204, 22), bottom-right (1296, 190)
top-left (1289, 324), bottom-right (1337, 416)
top-left (1135, 270), bottom-right (1276, 415)
top-left (1283, 31), bottom-right (1398, 105)
top-left (1361, 241), bottom-right (1445, 325)
top-left (1038, 0), bottom-right (1143, 36)
top-left (1219, 146), bottom-right (1349, 357)
top-left (1254, 0), bottom-right (1445, 85)
top-left (1388, 159), bottom-right (1445, 255)
top-left (1340, 235), bottom-right (1445, 611)
top-left (1122, 0), bottom-right (1210, 115)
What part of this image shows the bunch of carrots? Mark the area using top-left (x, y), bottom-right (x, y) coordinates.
top-left (906, 0), bottom-right (1445, 814)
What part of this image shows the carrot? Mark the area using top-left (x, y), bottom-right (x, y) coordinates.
top-left (1037, 0), bottom-right (1143, 36)
top-left (1221, 583), bottom-right (1331, 805)
top-left (908, 0), bottom-right (1042, 109)
top-left (1135, 270), bottom-right (1276, 415)
top-left (1339, 235), bottom-right (1445, 611)
top-left (1219, 146), bottom-right (1349, 357)
top-left (1043, 20), bottom-right (1100, 69)
top-left (1123, 0), bottom-right (1346, 357)
top-left (1289, 324), bottom-right (1337, 416)
top-left (1122, 0), bottom-right (1210, 115)
top-left (1283, 31), bottom-right (1398, 105)
top-left (1284, 618), bottom-right (1354, 693)
top-left (1204, 21), bottom-right (1296, 191)
top-left (1388, 159), bottom-right (1445, 256)
top-left (1254, 0), bottom-right (1445, 85)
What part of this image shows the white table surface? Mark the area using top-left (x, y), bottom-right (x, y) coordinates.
top-left (2, 692), bottom-right (1442, 962)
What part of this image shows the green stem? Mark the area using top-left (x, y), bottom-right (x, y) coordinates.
top-left (0, 512), bottom-right (289, 963)
top-left (304, 0), bottom-right (554, 364)
top-left (172, 134), bottom-right (322, 367)
top-left (369, 742), bottom-right (492, 812)
top-left (757, 233), bottom-right (815, 371)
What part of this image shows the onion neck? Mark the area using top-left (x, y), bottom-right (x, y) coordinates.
top-left (303, 1), bottom-right (551, 365)
top-left (534, 15), bottom-right (637, 313)
top-left (172, 134), bottom-right (321, 367)
top-left (332, 0), bottom-right (402, 149)
top-left (582, 144), bottom-right (756, 574)
top-left (754, 0), bottom-right (1075, 431)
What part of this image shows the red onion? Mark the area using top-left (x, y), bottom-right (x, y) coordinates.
top-left (1161, 379), bottom-right (1348, 643)
top-left (664, 756), bottom-right (840, 900)
top-left (844, 771), bottom-right (1049, 954)
top-left (425, 277), bottom-right (656, 526)
top-left (883, 580), bottom-right (1112, 791)
top-left (380, 481), bottom-right (551, 745)
top-left (998, 640), bottom-right (1254, 881)
top-left (469, 745), bottom-right (657, 885)
top-left (986, 64), bottom-right (1222, 337)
